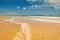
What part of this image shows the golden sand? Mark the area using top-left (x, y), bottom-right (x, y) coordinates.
top-left (0, 16), bottom-right (60, 40)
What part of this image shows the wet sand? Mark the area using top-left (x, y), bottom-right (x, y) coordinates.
top-left (0, 16), bottom-right (60, 40)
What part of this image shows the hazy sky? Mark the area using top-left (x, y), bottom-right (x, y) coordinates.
top-left (0, 0), bottom-right (60, 16)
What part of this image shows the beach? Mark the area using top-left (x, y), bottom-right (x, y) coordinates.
top-left (0, 16), bottom-right (60, 40)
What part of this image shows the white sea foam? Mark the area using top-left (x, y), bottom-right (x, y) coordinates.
top-left (13, 32), bottom-right (21, 40)
top-left (3, 16), bottom-right (60, 40)
top-left (4, 17), bottom-right (31, 40)
top-left (13, 23), bottom-right (31, 40)
top-left (27, 16), bottom-right (60, 23)
top-left (30, 18), bottom-right (60, 23)
top-left (21, 23), bottom-right (31, 40)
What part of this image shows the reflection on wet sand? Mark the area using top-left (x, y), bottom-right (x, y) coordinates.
top-left (0, 16), bottom-right (60, 40)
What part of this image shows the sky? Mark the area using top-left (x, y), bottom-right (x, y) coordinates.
top-left (0, 0), bottom-right (60, 16)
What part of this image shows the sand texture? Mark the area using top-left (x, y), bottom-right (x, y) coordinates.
top-left (0, 16), bottom-right (60, 40)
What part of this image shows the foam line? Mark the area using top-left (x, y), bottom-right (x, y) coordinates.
top-left (30, 18), bottom-right (60, 23)
top-left (21, 23), bottom-right (31, 40)
top-left (4, 17), bottom-right (31, 40)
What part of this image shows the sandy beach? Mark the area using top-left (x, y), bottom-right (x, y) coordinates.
top-left (0, 16), bottom-right (60, 40)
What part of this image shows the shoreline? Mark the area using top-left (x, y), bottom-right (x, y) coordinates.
top-left (0, 16), bottom-right (60, 23)
top-left (27, 16), bottom-right (60, 23)
top-left (0, 16), bottom-right (60, 40)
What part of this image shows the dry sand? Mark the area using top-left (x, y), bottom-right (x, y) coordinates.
top-left (0, 16), bottom-right (60, 40)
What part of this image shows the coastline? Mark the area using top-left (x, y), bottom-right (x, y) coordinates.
top-left (0, 16), bottom-right (60, 23)
top-left (28, 16), bottom-right (60, 23)
top-left (0, 16), bottom-right (60, 40)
